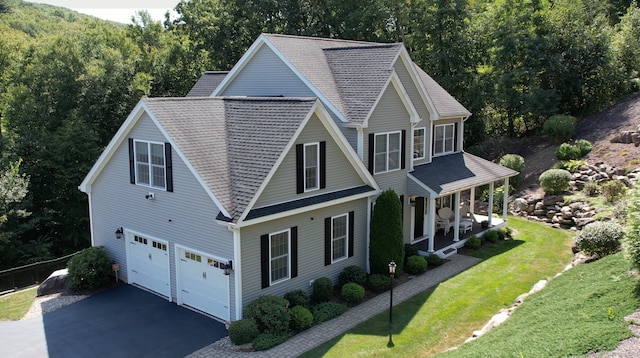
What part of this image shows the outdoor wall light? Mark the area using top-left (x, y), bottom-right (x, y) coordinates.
top-left (223, 261), bottom-right (233, 275)
top-left (409, 198), bottom-right (416, 207)
top-left (388, 260), bottom-right (396, 348)
top-left (115, 227), bottom-right (124, 239)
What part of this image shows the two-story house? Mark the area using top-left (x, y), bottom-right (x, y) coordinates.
top-left (79, 34), bottom-right (516, 323)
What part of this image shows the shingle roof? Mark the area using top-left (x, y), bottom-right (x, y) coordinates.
top-left (143, 97), bottom-right (317, 222)
top-left (412, 64), bottom-right (471, 118)
top-left (186, 71), bottom-right (228, 97)
top-left (409, 152), bottom-right (518, 196)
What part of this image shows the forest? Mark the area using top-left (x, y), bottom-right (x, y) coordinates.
top-left (0, 0), bottom-right (639, 269)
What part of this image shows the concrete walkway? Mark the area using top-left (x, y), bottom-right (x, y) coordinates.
top-left (188, 254), bottom-right (482, 358)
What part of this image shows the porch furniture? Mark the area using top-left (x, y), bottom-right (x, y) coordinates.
top-left (438, 207), bottom-right (454, 221)
top-left (459, 220), bottom-right (473, 233)
top-left (435, 214), bottom-right (454, 235)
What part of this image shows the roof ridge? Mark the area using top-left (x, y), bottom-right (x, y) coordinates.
top-left (323, 43), bottom-right (402, 51)
top-left (263, 33), bottom-right (385, 46)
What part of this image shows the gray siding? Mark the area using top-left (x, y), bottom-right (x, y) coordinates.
top-left (221, 44), bottom-right (315, 98)
top-left (254, 113), bottom-right (366, 208)
top-left (239, 199), bottom-right (368, 307)
top-left (89, 113), bottom-right (237, 318)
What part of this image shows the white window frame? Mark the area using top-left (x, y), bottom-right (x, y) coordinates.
top-left (373, 131), bottom-right (402, 174)
top-left (134, 139), bottom-right (166, 190)
top-left (331, 213), bottom-right (349, 263)
top-left (413, 127), bottom-right (426, 160)
top-left (433, 123), bottom-right (456, 156)
top-left (304, 142), bottom-right (319, 192)
top-left (269, 229), bottom-right (290, 285)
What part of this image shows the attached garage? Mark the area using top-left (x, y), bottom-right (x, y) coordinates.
top-left (126, 232), bottom-right (171, 298)
top-left (176, 245), bottom-right (230, 321)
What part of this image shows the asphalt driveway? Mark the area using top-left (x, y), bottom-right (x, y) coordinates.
top-left (0, 285), bottom-right (227, 358)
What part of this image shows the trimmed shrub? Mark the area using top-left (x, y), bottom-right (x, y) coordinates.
top-left (311, 277), bottom-right (333, 303)
top-left (575, 221), bottom-right (624, 258)
top-left (404, 244), bottom-right (419, 261)
top-left (499, 226), bottom-right (513, 238)
top-left (245, 295), bottom-right (291, 333)
top-left (367, 273), bottom-right (391, 293)
top-left (290, 305), bottom-right (314, 331)
top-left (539, 169), bottom-right (571, 195)
top-left (370, 189), bottom-right (405, 275)
top-left (465, 235), bottom-right (481, 249)
top-left (426, 253), bottom-right (443, 267)
top-left (312, 302), bottom-right (348, 323)
top-left (341, 283), bottom-right (365, 304)
top-left (543, 114), bottom-right (576, 143)
top-left (583, 180), bottom-right (600, 197)
top-left (284, 289), bottom-right (310, 308)
top-left (228, 319), bottom-right (259, 345)
top-left (67, 247), bottom-right (112, 291)
top-left (556, 143), bottom-right (581, 161)
top-left (338, 265), bottom-right (367, 286)
top-left (601, 180), bottom-right (627, 202)
top-left (575, 139), bottom-right (592, 156)
top-left (405, 255), bottom-right (427, 275)
top-left (484, 230), bottom-right (499, 243)
top-left (496, 229), bottom-right (506, 241)
top-left (252, 331), bottom-right (291, 351)
top-left (499, 154), bottom-right (524, 188)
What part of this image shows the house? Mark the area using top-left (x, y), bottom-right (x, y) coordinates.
top-left (79, 34), bottom-right (517, 322)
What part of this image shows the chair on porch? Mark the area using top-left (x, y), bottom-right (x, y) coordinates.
top-left (435, 213), bottom-right (454, 235)
top-left (459, 204), bottom-right (474, 233)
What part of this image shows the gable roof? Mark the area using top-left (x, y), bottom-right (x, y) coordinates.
top-left (412, 64), bottom-right (471, 119)
top-left (186, 71), bottom-right (229, 97)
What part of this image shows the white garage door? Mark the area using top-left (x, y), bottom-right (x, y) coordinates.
top-left (177, 246), bottom-right (230, 321)
top-left (126, 233), bottom-right (171, 298)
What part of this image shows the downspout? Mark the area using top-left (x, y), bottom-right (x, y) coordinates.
top-left (228, 225), bottom-right (242, 321)
top-left (366, 196), bottom-right (372, 273)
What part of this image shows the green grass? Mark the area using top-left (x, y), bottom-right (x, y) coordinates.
top-left (302, 217), bottom-right (574, 357)
top-left (437, 253), bottom-right (640, 357)
top-left (0, 286), bottom-right (37, 321)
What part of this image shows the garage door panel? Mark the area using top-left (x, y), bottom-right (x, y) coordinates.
top-left (127, 234), bottom-right (170, 298)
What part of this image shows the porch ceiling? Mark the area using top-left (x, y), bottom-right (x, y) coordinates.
top-left (408, 152), bottom-right (518, 197)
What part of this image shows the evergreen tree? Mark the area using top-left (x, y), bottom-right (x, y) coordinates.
top-left (369, 189), bottom-right (405, 275)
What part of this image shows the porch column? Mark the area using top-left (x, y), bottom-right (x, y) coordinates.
top-left (470, 187), bottom-right (476, 217)
top-left (487, 182), bottom-right (494, 228)
top-left (502, 177), bottom-right (510, 222)
top-left (428, 196), bottom-right (436, 252)
top-left (453, 191), bottom-right (461, 242)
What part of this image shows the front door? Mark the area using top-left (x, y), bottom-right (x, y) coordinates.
top-left (413, 197), bottom-right (425, 239)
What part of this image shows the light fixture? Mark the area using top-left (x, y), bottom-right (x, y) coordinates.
top-left (388, 260), bottom-right (396, 348)
top-left (223, 261), bottom-right (233, 275)
top-left (115, 227), bottom-right (124, 239)
top-left (409, 198), bottom-right (416, 207)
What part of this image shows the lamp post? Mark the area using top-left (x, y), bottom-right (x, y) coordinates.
top-left (387, 260), bottom-right (396, 348)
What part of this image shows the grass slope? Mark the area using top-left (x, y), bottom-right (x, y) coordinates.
top-left (0, 286), bottom-right (37, 321)
top-left (302, 217), bottom-right (574, 357)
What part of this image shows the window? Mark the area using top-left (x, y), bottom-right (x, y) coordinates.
top-left (413, 127), bottom-right (425, 159)
top-left (374, 132), bottom-right (401, 174)
top-left (304, 143), bottom-right (319, 191)
top-left (433, 123), bottom-right (455, 155)
top-left (270, 229), bottom-right (290, 284)
top-left (331, 214), bottom-right (348, 262)
top-left (134, 140), bottom-right (166, 189)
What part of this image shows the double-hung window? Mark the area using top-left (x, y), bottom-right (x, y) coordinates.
top-left (134, 140), bottom-right (166, 189)
top-left (331, 214), bottom-right (348, 262)
top-left (374, 131), bottom-right (401, 174)
top-left (270, 229), bottom-right (290, 284)
top-left (413, 127), bottom-right (426, 159)
top-left (433, 123), bottom-right (455, 155)
top-left (304, 143), bottom-right (319, 192)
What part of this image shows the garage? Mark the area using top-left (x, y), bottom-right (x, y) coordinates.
top-left (126, 232), bottom-right (171, 298)
top-left (176, 245), bottom-right (230, 321)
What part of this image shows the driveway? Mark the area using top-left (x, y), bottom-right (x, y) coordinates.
top-left (0, 285), bottom-right (227, 358)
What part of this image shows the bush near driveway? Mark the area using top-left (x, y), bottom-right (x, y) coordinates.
top-left (67, 246), bottom-right (111, 291)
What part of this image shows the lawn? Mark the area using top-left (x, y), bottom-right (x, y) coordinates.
top-left (0, 286), bottom-right (37, 321)
top-left (302, 217), bottom-right (575, 357)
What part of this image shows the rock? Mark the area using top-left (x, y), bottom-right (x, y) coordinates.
top-left (513, 197), bottom-right (528, 212)
top-left (37, 269), bottom-right (69, 297)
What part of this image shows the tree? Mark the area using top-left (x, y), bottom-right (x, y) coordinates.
top-left (612, 1), bottom-right (640, 90)
top-left (369, 189), bottom-right (405, 275)
top-left (0, 159), bottom-right (29, 267)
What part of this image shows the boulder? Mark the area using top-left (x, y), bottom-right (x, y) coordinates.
top-left (37, 268), bottom-right (69, 297)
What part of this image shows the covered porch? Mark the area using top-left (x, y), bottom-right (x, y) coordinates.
top-left (406, 152), bottom-right (517, 258)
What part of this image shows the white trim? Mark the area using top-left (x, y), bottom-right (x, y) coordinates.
top-left (373, 131), bottom-right (402, 174)
top-left (366, 196), bottom-right (372, 273)
top-left (303, 142), bottom-right (320, 192)
top-left (413, 127), bottom-right (426, 160)
top-left (269, 228), bottom-right (291, 286)
top-left (133, 139), bottom-right (167, 190)
top-left (87, 193), bottom-right (95, 247)
top-left (124, 229), bottom-right (171, 300)
top-left (398, 48), bottom-right (439, 120)
top-left (361, 72), bottom-right (420, 128)
top-left (433, 123), bottom-right (456, 156)
top-left (330, 213), bottom-right (349, 263)
top-left (231, 227), bottom-right (242, 320)
top-left (356, 127), bottom-right (364, 160)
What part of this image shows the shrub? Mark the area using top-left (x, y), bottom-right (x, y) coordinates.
top-left (245, 295), bottom-right (291, 333)
top-left (575, 139), bottom-right (592, 156)
top-left (484, 230), bottom-right (499, 243)
top-left (583, 180), bottom-right (600, 197)
top-left (341, 283), bottom-right (365, 304)
top-left (289, 305), bottom-right (314, 331)
top-left (500, 226), bottom-right (513, 238)
top-left (311, 302), bottom-right (348, 323)
top-left (67, 247), bottom-right (112, 291)
top-left (556, 159), bottom-right (586, 173)
top-left (496, 229), bottom-right (506, 241)
top-left (367, 273), bottom-right (391, 293)
top-left (543, 115), bottom-right (576, 143)
top-left (252, 331), bottom-right (291, 351)
top-left (284, 289), bottom-right (310, 308)
top-left (338, 265), bottom-right (367, 286)
top-left (311, 277), bottom-right (333, 303)
top-left (624, 189), bottom-right (640, 269)
top-left (405, 255), bottom-right (428, 275)
top-left (228, 319), bottom-right (259, 345)
top-left (539, 169), bottom-right (571, 195)
top-left (499, 154), bottom-right (525, 188)
top-left (601, 180), bottom-right (627, 202)
top-left (465, 235), bottom-right (481, 249)
top-left (404, 244), bottom-right (419, 261)
top-left (481, 185), bottom-right (509, 212)
top-left (370, 189), bottom-right (405, 275)
top-left (556, 143), bottom-right (581, 161)
top-left (426, 253), bottom-right (443, 267)
top-left (575, 221), bottom-right (625, 258)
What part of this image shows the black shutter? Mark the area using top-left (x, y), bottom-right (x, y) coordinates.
top-left (296, 144), bottom-right (304, 194)
top-left (128, 139), bottom-right (135, 184)
top-left (399, 195), bottom-right (404, 221)
top-left (291, 227), bottom-right (298, 278)
top-left (260, 234), bottom-right (270, 289)
top-left (432, 125), bottom-right (436, 156)
top-left (348, 211), bottom-right (355, 258)
top-left (319, 141), bottom-right (326, 189)
top-left (454, 123), bottom-right (459, 152)
top-left (165, 143), bottom-right (173, 192)
top-left (368, 133), bottom-right (375, 174)
top-left (324, 217), bottom-right (332, 266)
top-left (401, 130), bottom-right (406, 169)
